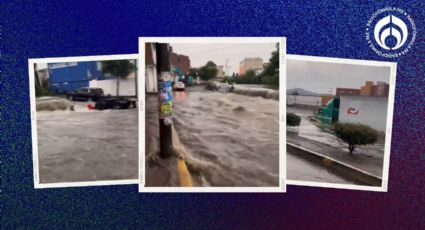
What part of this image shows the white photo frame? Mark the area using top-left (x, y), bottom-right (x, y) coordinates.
top-left (29, 54), bottom-right (139, 188)
top-left (138, 37), bottom-right (287, 192)
top-left (286, 54), bottom-right (397, 192)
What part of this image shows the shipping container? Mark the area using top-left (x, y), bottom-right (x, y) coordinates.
top-left (48, 61), bottom-right (107, 93)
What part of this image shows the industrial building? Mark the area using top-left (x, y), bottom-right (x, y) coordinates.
top-left (318, 81), bottom-right (390, 131)
top-left (338, 95), bottom-right (388, 131)
top-left (336, 81), bottom-right (389, 97)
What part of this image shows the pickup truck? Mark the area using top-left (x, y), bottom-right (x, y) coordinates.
top-left (67, 87), bottom-right (104, 102)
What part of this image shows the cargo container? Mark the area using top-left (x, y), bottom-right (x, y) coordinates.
top-left (48, 61), bottom-right (107, 93)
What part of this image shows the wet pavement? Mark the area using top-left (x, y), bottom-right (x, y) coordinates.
top-left (145, 85), bottom-right (280, 187)
top-left (37, 100), bottom-right (138, 183)
top-left (287, 107), bottom-right (385, 178)
top-left (287, 152), bottom-right (352, 184)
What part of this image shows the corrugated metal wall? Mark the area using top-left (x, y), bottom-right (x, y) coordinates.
top-left (48, 61), bottom-right (105, 93)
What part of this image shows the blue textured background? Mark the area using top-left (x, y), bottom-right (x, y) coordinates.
top-left (2, 0), bottom-right (424, 228)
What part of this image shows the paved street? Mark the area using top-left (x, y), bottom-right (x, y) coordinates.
top-left (37, 99), bottom-right (138, 183)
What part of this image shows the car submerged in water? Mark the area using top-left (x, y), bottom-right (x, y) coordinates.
top-left (173, 81), bottom-right (185, 91)
top-left (67, 87), bottom-right (104, 102)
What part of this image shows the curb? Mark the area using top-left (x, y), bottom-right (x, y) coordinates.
top-left (171, 126), bottom-right (194, 187)
top-left (287, 142), bottom-right (382, 186)
top-left (177, 158), bottom-right (193, 187)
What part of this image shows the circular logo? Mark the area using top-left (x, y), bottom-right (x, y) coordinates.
top-left (366, 7), bottom-right (416, 58)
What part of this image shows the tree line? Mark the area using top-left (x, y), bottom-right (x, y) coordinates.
top-left (187, 44), bottom-right (279, 88)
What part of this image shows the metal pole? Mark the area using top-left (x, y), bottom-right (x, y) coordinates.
top-left (156, 43), bottom-right (173, 157)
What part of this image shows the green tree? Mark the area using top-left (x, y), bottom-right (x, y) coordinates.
top-left (101, 60), bottom-right (135, 96)
top-left (333, 122), bottom-right (378, 154)
top-left (188, 67), bottom-right (199, 78)
top-left (198, 61), bottom-right (218, 81)
top-left (34, 64), bottom-right (51, 97)
top-left (232, 69), bottom-right (261, 84)
top-left (260, 43), bottom-right (279, 88)
top-left (35, 68), bottom-right (43, 97)
top-left (287, 113), bottom-right (301, 126)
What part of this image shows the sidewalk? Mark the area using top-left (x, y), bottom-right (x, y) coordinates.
top-left (287, 132), bottom-right (384, 177)
top-left (144, 94), bottom-right (197, 187)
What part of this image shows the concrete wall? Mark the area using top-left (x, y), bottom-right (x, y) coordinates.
top-left (338, 96), bottom-right (388, 131)
top-left (287, 95), bottom-right (321, 107)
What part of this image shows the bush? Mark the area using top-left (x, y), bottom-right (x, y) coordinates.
top-left (333, 122), bottom-right (378, 154)
top-left (287, 113), bottom-right (301, 126)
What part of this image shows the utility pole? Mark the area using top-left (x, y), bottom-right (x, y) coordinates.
top-left (156, 43), bottom-right (173, 157)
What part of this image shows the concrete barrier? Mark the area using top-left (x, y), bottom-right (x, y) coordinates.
top-left (287, 142), bottom-right (382, 186)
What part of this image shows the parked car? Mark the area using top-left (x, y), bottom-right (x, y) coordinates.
top-left (173, 81), bottom-right (185, 91)
top-left (67, 87), bottom-right (104, 101)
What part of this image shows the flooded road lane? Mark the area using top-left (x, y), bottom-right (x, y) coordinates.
top-left (287, 152), bottom-right (353, 184)
top-left (171, 86), bottom-right (279, 186)
top-left (37, 103), bottom-right (138, 183)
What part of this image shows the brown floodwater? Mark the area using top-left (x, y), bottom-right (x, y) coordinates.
top-left (171, 86), bottom-right (280, 186)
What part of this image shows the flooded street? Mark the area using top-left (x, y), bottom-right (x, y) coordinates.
top-left (37, 101), bottom-right (138, 183)
top-left (146, 86), bottom-right (280, 187)
top-left (286, 106), bottom-right (385, 182)
top-left (287, 107), bottom-right (385, 162)
top-left (287, 152), bottom-right (353, 184)
top-left (174, 86), bottom-right (279, 186)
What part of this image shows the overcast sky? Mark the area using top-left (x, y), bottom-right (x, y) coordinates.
top-left (287, 59), bottom-right (391, 94)
top-left (170, 43), bottom-right (277, 74)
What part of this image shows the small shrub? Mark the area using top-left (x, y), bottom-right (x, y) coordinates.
top-left (334, 122), bottom-right (378, 154)
top-left (287, 113), bottom-right (301, 126)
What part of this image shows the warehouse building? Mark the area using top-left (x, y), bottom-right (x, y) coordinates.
top-left (336, 81), bottom-right (389, 131)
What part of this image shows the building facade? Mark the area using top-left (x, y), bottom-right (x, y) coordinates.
top-left (336, 81), bottom-right (389, 97)
top-left (170, 52), bottom-right (190, 74)
top-left (239, 57), bottom-right (263, 75)
top-left (145, 43), bottom-right (158, 93)
top-left (216, 65), bottom-right (225, 79)
top-left (338, 96), bottom-right (388, 131)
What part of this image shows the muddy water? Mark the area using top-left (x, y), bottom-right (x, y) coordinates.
top-left (171, 87), bottom-right (279, 187)
top-left (37, 101), bottom-right (138, 183)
